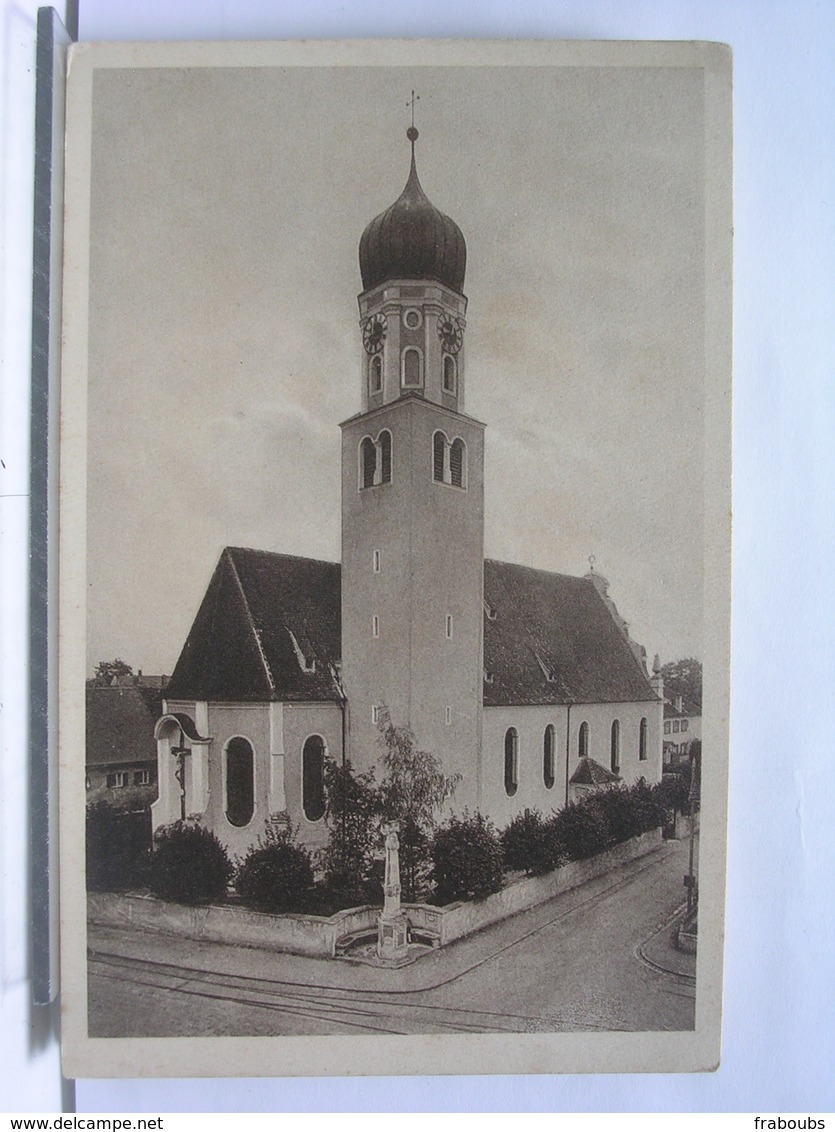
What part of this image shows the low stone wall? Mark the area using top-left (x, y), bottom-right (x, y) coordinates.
top-left (88, 892), bottom-right (379, 958)
top-left (88, 829), bottom-right (663, 959)
top-left (411, 827), bottom-right (663, 947)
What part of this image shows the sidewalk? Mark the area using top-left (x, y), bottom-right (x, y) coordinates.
top-left (637, 903), bottom-right (697, 981)
top-left (89, 838), bottom-right (686, 997)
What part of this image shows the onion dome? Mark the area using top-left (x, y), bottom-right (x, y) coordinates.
top-left (359, 128), bottom-right (466, 294)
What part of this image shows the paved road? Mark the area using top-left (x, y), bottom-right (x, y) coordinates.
top-left (88, 838), bottom-right (695, 1037)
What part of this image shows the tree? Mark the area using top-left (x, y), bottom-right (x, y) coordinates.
top-left (660, 657), bottom-right (702, 708)
top-left (375, 710), bottom-right (461, 901)
top-left (93, 658), bottom-right (134, 686)
top-left (321, 758), bottom-right (380, 907)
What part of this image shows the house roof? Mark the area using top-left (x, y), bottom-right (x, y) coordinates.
top-left (165, 548), bottom-right (342, 704)
top-left (664, 696), bottom-right (701, 719)
top-left (482, 560), bottom-right (656, 706)
top-left (166, 548), bottom-right (656, 708)
top-left (569, 756), bottom-right (621, 786)
top-left (86, 684), bottom-right (162, 767)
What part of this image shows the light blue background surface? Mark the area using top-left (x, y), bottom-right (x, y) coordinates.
top-left (2, 0), bottom-right (833, 1113)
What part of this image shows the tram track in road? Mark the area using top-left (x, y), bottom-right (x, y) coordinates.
top-left (88, 951), bottom-right (612, 1034)
top-left (88, 843), bottom-right (694, 1035)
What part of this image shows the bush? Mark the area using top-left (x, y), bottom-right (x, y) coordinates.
top-left (654, 773), bottom-right (691, 816)
top-left (431, 813), bottom-right (504, 903)
top-left (502, 808), bottom-right (564, 876)
top-left (551, 800), bottom-right (610, 861)
top-left (236, 828), bottom-right (314, 913)
top-left (626, 779), bottom-right (668, 834)
top-left (86, 803), bottom-right (151, 891)
top-left (148, 821), bottom-right (233, 905)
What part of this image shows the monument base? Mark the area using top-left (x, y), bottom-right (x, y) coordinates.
top-left (376, 912), bottom-right (409, 961)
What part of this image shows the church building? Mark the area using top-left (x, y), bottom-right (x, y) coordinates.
top-left (151, 127), bottom-right (663, 859)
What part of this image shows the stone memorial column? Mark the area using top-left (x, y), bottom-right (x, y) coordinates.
top-left (377, 824), bottom-right (410, 961)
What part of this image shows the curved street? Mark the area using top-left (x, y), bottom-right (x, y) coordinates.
top-left (88, 836), bottom-right (696, 1037)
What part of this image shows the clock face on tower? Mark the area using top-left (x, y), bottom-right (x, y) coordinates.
top-left (362, 314), bottom-right (387, 355)
top-left (438, 316), bottom-right (464, 356)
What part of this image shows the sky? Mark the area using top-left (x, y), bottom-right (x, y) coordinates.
top-left (85, 58), bottom-right (706, 676)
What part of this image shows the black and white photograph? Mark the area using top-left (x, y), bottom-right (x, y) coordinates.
top-left (58, 39), bottom-right (731, 1079)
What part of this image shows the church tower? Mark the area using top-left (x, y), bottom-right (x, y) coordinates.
top-left (340, 124), bottom-right (485, 808)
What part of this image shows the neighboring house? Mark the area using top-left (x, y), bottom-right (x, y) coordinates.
top-left (663, 694), bottom-right (702, 765)
top-left (151, 131), bottom-right (664, 858)
top-left (86, 679), bottom-right (164, 809)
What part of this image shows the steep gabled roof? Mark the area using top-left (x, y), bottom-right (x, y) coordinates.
top-left (166, 549), bottom-right (654, 708)
top-left (165, 548), bottom-right (342, 703)
top-left (482, 560), bottom-right (656, 707)
top-left (86, 684), bottom-right (162, 767)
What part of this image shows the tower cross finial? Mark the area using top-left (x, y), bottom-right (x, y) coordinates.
top-left (406, 91), bottom-right (420, 155)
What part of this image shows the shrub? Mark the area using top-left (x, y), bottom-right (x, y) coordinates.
top-left (236, 828), bottom-right (314, 913)
top-left (654, 773), bottom-right (691, 816)
top-left (148, 821), bottom-right (233, 905)
top-left (502, 808), bottom-right (564, 876)
top-left (551, 800), bottom-right (610, 861)
top-left (626, 779), bottom-right (668, 834)
top-left (431, 812), bottom-right (504, 903)
top-left (86, 803), bottom-right (151, 891)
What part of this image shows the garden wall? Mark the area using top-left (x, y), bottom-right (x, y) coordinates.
top-left (88, 828), bottom-right (663, 959)
top-left (408, 827), bottom-right (663, 946)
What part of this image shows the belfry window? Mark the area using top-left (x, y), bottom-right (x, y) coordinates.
top-left (226, 737), bottom-right (255, 827)
top-left (359, 431), bottom-right (392, 489)
top-left (370, 354), bottom-right (383, 395)
top-left (302, 735), bottom-right (326, 822)
top-left (402, 347), bottom-right (422, 387)
top-left (543, 724), bottom-right (556, 789)
top-left (443, 354), bottom-right (457, 393)
top-left (379, 430), bottom-right (392, 483)
top-left (433, 431), bottom-right (446, 482)
top-left (450, 439), bottom-right (465, 487)
top-left (578, 721), bottom-right (589, 760)
top-left (611, 719), bottom-right (621, 774)
top-left (504, 728), bottom-right (519, 797)
top-left (432, 431), bottom-right (467, 488)
top-left (639, 717), bottom-right (648, 761)
top-left (361, 437), bottom-right (376, 489)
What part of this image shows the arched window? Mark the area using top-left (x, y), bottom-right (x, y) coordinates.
top-left (226, 737), bottom-right (254, 827)
top-left (432, 431), bottom-right (466, 488)
top-left (370, 354), bottom-right (383, 394)
top-left (302, 735), bottom-right (326, 822)
top-left (611, 719), bottom-right (621, 774)
top-left (402, 347), bottom-right (422, 387)
top-left (578, 721), bottom-right (589, 759)
top-left (639, 717), bottom-right (648, 761)
top-left (504, 728), bottom-right (518, 796)
top-left (360, 437), bottom-right (376, 488)
top-left (379, 430), bottom-right (392, 484)
top-left (443, 354), bottom-right (456, 393)
top-left (433, 431), bottom-right (446, 482)
top-left (450, 438), bottom-right (465, 487)
top-left (543, 724), bottom-right (556, 789)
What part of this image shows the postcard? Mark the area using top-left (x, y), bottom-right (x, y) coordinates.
top-left (59, 38), bottom-right (732, 1078)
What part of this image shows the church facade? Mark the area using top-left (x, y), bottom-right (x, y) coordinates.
top-left (151, 130), bottom-right (663, 860)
